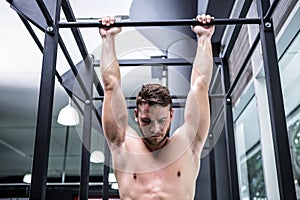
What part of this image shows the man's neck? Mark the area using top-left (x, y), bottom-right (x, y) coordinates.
top-left (143, 137), bottom-right (169, 152)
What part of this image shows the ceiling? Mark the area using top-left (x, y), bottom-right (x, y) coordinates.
top-left (0, 0), bottom-right (236, 196)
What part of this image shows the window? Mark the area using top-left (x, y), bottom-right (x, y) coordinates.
top-left (234, 89), bottom-right (267, 200)
top-left (279, 32), bottom-right (300, 198)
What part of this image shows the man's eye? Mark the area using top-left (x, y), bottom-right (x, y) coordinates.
top-left (158, 119), bottom-right (166, 124)
top-left (141, 119), bottom-right (151, 123)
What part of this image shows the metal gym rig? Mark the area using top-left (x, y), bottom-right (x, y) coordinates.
top-left (5, 0), bottom-right (296, 199)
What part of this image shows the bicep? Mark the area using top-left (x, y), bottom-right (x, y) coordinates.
top-left (102, 84), bottom-right (128, 146)
top-left (182, 80), bottom-right (210, 149)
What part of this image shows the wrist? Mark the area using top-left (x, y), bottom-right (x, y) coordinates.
top-left (197, 33), bottom-right (212, 39)
top-left (197, 34), bottom-right (212, 45)
top-left (102, 34), bottom-right (116, 41)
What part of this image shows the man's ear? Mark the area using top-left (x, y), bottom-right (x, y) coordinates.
top-left (134, 108), bottom-right (138, 123)
top-left (170, 108), bottom-right (175, 121)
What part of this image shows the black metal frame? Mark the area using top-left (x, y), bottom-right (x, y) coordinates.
top-left (58, 18), bottom-right (261, 28)
top-left (28, 0), bottom-right (62, 199)
top-left (256, 0), bottom-right (296, 198)
top-left (5, 0), bottom-right (296, 199)
top-left (221, 60), bottom-right (240, 200)
top-left (79, 56), bottom-right (94, 199)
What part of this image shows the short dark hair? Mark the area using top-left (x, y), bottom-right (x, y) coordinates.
top-left (136, 83), bottom-right (172, 110)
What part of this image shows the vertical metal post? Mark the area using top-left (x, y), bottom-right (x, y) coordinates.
top-left (29, 0), bottom-right (61, 199)
top-left (221, 60), bottom-right (240, 200)
top-left (256, 0), bottom-right (296, 199)
top-left (79, 58), bottom-right (94, 200)
top-left (62, 126), bottom-right (70, 183)
top-left (102, 141), bottom-right (111, 200)
top-left (209, 148), bottom-right (217, 200)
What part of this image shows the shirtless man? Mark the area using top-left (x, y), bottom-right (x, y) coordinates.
top-left (99, 14), bottom-right (215, 200)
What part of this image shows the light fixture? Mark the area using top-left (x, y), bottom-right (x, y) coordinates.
top-left (109, 173), bottom-right (118, 190)
top-left (57, 98), bottom-right (80, 126)
top-left (90, 150), bottom-right (105, 163)
top-left (111, 183), bottom-right (119, 190)
top-left (109, 173), bottom-right (117, 183)
top-left (23, 173), bottom-right (31, 184)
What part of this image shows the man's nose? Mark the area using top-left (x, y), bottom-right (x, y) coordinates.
top-left (150, 121), bottom-right (161, 133)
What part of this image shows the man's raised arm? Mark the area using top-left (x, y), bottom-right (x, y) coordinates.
top-left (99, 16), bottom-right (127, 147)
top-left (183, 14), bottom-right (215, 152)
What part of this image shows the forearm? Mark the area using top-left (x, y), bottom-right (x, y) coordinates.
top-left (100, 36), bottom-right (121, 90)
top-left (100, 36), bottom-right (127, 146)
top-left (191, 34), bottom-right (213, 89)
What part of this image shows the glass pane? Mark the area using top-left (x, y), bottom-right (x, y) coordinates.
top-left (288, 119), bottom-right (300, 197)
top-left (279, 33), bottom-right (300, 116)
top-left (279, 32), bottom-right (300, 198)
top-left (234, 97), bottom-right (267, 200)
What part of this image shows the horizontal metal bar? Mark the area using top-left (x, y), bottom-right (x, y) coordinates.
top-left (93, 95), bottom-right (188, 101)
top-left (93, 58), bottom-right (193, 67)
top-left (94, 57), bottom-right (221, 67)
top-left (59, 18), bottom-right (261, 28)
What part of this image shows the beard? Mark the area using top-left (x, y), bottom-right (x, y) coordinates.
top-left (138, 124), bottom-right (171, 146)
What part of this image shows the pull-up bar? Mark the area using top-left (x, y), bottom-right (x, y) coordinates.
top-left (58, 18), bottom-right (261, 28)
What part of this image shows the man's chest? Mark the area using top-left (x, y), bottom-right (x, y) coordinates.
top-left (114, 135), bottom-right (198, 170)
top-left (115, 157), bottom-right (200, 200)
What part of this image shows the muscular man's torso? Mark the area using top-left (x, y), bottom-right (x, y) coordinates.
top-left (110, 130), bottom-right (201, 200)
